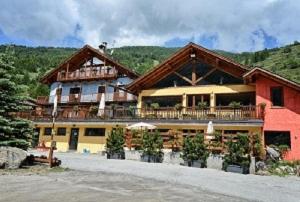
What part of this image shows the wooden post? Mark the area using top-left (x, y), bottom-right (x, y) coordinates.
top-left (48, 116), bottom-right (56, 168)
top-left (66, 63), bottom-right (69, 79)
top-left (192, 60), bottom-right (196, 85)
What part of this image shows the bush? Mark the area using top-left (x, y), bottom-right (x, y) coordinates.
top-left (181, 133), bottom-right (209, 166)
top-left (106, 128), bottom-right (125, 157)
top-left (141, 130), bottom-right (163, 161)
top-left (223, 133), bottom-right (250, 169)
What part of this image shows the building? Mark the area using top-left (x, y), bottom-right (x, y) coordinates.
top-left (31, 45), bottom-right (139, 153)
top-left (28, 42), bottom-right (300, 160)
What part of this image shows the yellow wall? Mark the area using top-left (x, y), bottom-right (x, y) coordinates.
top-left (36, 121), bottom-right (261, 153)
top-left (137, 84), bottom-right (255, 108)
top-left (36, 123), bottom-right (125, 154)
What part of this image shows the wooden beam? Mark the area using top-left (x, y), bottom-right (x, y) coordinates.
top-left (174, 72), bottom-right (193, 85)
top-left (192, 60), bottom-right (196, 85)
top-left (66, 63), bottom-right (69, 78)
top-left (195, 67), bottom-right (217, 83)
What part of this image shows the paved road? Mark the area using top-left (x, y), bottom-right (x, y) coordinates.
top-left (1, 151), bottom-right (300, 202)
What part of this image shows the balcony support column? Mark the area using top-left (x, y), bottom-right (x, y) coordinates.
top-left (182, 93), bottom-right (187, 113)
top-left (210, 92), bottom-right (215, 112)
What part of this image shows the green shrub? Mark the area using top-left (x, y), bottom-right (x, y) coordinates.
top-left (142, 130), bottom-right (163, 158)
top-left (106, 127), bottom-right (125, 156)
top-left (223, 133), bottom-right (250, 169)
top-left (181, 133), bottom-right (209, 165)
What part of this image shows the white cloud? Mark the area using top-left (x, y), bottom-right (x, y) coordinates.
top-left (0, 0), bottom-right (299, 51)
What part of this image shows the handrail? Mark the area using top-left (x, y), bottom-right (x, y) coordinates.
top-left (21, 105), bottom-right (263, 121)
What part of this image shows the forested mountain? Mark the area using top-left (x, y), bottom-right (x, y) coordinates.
top-left (1, 42), bottom-right (300, 98)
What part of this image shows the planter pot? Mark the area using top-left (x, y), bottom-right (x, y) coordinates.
top-left (107, 152), bottom-right (125, 160)
top-left (183, 160), bottom-right (205, 168)
top-left (141, 154), bottom-right (162, 163)
top-left (226, 165), bottom-right (249, 174)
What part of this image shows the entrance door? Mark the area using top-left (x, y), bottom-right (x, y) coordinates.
top-left (69, 128), bottom-right (79, 150)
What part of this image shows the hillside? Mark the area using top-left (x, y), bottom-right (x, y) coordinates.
top-left (1, 42), bottom-right (300, 98)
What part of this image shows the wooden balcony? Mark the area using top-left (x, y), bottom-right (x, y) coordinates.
top-left (57, 67), bottom-right (118, 82)
top-left (36, 96), bottom-right (49, 105)
top-left (36, 92), bottom-right (136, 105)
top-left (24, 106), bottom-right (263, 122)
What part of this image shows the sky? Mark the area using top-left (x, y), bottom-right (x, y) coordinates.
top-left (0, 0), bottom-right (300, 52)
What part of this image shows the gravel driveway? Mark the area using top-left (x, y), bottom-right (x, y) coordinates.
top-left (1, 151), bottom-right (300, 202)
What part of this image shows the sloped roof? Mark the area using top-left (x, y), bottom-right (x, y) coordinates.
top-left (244, 67), bottom-right (300, 91)
top-left (127, 42), bottom-right (249, 94)
top-left (40, 45), bottom-right (139, 84)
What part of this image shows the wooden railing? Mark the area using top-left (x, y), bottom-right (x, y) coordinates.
top-left (125, 130), bottom-right (258, 153)
top-left (57, 67), bottom-right (118, 82)
top-left (22, 106), bottom-right (263, 121)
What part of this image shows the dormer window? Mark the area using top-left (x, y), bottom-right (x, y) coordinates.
top-left (271, 86), bottom-right (284, 107)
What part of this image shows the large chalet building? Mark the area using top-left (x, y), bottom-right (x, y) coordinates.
top-left (28, 43), bottom-right (300, 160)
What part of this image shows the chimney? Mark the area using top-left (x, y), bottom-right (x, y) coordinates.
top-left (98, 42), bottom-right (107, 53)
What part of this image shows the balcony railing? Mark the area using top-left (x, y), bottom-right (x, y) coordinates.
top-left (39, 92), bottom-right (137, 104)
top-left (22, 106), bottom-right (263, 122)
top-left (57, 67), bottom-right (118, 82)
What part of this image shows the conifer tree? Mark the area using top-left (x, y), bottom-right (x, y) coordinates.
top-left (0, 47), bottom-right (33, 150)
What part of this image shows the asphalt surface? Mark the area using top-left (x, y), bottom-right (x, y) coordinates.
top-left (1, 151), bottom-right (300, 202)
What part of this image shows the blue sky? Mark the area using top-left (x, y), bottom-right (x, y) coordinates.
top-left (0, 0), bottom-right (299, 52)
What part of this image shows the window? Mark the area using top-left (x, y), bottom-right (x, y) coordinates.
top-left (264, 131), bottom-right (291, 148)
top-left (85, 128), bottom-right (106, 136)
top-left (70, 87), bottom-right (81, 94)
top-left (224, 130), bottom-right (248, 135)
top-left (271, 87), bottom-right (284, 107)
top-left (98, 86), bottom-right (105, 93)
top-left (44, 128), bottom-right (52, 136)
top-left (57, 127), bottom-right (66, 136)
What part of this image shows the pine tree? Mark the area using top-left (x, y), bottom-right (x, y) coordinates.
top-left (0, 47), bottom-right (33, 150)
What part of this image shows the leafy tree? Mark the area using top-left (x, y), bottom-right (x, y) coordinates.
top-left (0, 48), bottom-right (33, 150)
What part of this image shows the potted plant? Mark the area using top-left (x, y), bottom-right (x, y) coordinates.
top-left (150, 103), bottom-right (160, 110)
top-left (229, 101), bottom-right (241, 118)
top-left (229, 101), bottom-right (241, 109)
top-left (258, 102), bottom-right (266, 119)
top-left (223, 133), bottom-right (250, 174)
top-left (89, 105), bottom-right (98, 117)
top-left (141, 130), bottom-right (164, 163)
top-left (174, 103), bottom-right (183, 111)
top-left (181, 133), bottom-right (209, 168)
top-left (128, 105), bottom-right (136, 118)
top-left (106, 127), bottom-right (125, 159)
top-left (197, 101), bottom-right (208, 110)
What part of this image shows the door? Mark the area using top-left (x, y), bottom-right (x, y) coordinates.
top-left (69, 128), bottom-right (79, 150)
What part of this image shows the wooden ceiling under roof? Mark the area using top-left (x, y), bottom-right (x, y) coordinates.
top-left (40, 45), bottom-right (139, 84)
top-left (127, 42), bottom-right (249, 94)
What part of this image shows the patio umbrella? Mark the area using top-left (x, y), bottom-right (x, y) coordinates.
top-left (52, 91), bottom-right (58, 117)
top-left (126, 122), bottom-right (157, 130)
top-left (206, 121), bottom-right (214, 140)
top-left (97, 93), bottom-right (105, 116)
top-left (206, 121), bottom-right (214, 134)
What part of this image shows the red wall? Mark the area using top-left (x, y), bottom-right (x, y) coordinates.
top-left (256, 76), bottom-right (300, 160)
